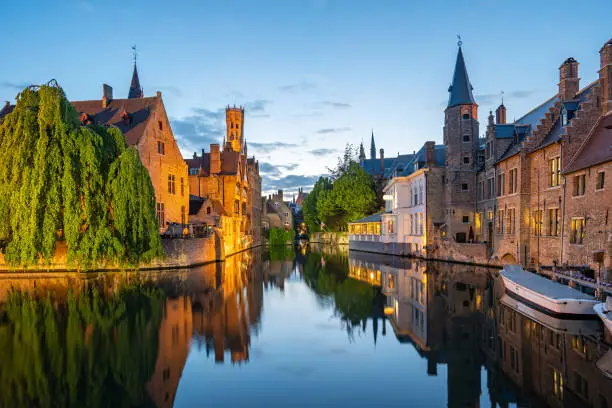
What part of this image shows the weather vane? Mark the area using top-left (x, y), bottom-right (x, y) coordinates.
top-left (501, 90), bottom-right (505, 105)
top-left (132, 45), bottom-right (137, 65)
top-left (457, 34), bottom-right (462, 47)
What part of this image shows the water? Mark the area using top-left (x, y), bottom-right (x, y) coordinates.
top-left (1, 245), bottom-right (611, 407)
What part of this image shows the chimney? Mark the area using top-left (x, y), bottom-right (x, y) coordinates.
top-left (559, 57), bottom-right (579, 101)
top-left (277, 189), bottom-right (284, 202)
top-left (425, 141), bottom-right (435, 166)
top-left (193, 152), bottom-right (197, 159)
top-left (201, 148), bottom-right (205, 158)
top-left (210, 144), bottom-right (221, 174)
top-left (102, 84), bottom-right (113, 108)
top-left (379, 148), bottom-right (384, 172)
top-left (600, 39), bottom-right (612, 114)
top-left (488, 110), bottom-right (494, 126)
top-left (495, 104), bottom-right (506, 124)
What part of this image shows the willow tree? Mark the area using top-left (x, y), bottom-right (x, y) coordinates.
top-left (0, 81), bottom-right (162, 267)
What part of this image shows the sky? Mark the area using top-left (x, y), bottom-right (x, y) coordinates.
top-left (1, 0), bottom-right (609, 197)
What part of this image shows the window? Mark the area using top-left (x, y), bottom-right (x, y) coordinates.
top-left (463, 134), bottom-right (470, 142)
top-left (189, 168), bottom-right (198, 175)
top-left (596, 171), bottom-right (605, 190)
top-left (549, 157), bottom-right (561, 187)
top-left (181, 206), bottom-right (186, 225)
top-left (234, 200), bottom-right (239, 214)
top-left (574, 371), bottom-right (589, 399)
top-left (573, 174), bottom-right (586, 196)
top-left (533, 210), bottom-right (543, 236)
top-left (462, 215), bottom-right (469, 224)
top-left (206, 206), bottom-right (211, 215)
top-left (156, 203), bottom-right (165, 226)
top-left (168, 175), bottom-right (175, 194)
top-left (497, 209), bottom-right (505, 234)
top-left (418, 186), bottom-right (423, 205)
top-left (413, 188), bottom-right (418, 206)
top-left (548, 208), bottom-right (560, 236)
top-left (496, 173), bottom-right (505, 196)
top-left (475, 212), bottom-right (482, 234)
top-left (488, 178), bottom-right (494, 199)
top-left (552, 368), bottom-right (564, 400)
top-left (180, 178), bottom-right (184, 196)
top-left (157, 141), bottom-right (165, 155)
top-left (508, 168), bottom-right (518, 194)
top-left (158, 121), bottom-right (163, 131)
top-left (461, 183), bottom-right (469, 192)
top-left (509, 345), bottom-right (519, 374)
top-left (570, 218), bottom-right (585, 244)
top-left (462, 113), bottom-right (470, 120)
top-left (388, 219), bottom-right (394, 233)
top-left (463, 156), bottom-right (470, 164)
top-left (487, 210), bottom-right (494, 222)
top-left (507, 208), bottom-right (515, 234)
top-left (235, 184), bottom-right (240, 195)
top-left (418, 213), bottom-right (423, 235)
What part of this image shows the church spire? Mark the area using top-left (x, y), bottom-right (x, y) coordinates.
top-left (370, 130), bottom-right (376, 160)
top-left (447, 41), bottom-right (475, 108)
top-left (359, 141), bottom-right (366, 161)
top-left (128, 46), bottom-right (143, 99)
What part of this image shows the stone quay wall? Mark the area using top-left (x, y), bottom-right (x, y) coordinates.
top-left (310, 232), bottom-right (349, 245)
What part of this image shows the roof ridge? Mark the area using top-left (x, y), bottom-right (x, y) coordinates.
top-left (562, 111), bottom-right (612, 173)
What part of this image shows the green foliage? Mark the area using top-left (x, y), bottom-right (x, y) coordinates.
top-left (268, 245), bottom-right (296, 261)
top-left (0, 281), bottom-right (164, 407)
top-left (302, 176), bottom-right (332, 233)
top-left (0, 83), bottom-right (162, 267)
top-left (330, 162), bottom-right (378, 224)
top-left (268, 228), bottom-right (294, 247)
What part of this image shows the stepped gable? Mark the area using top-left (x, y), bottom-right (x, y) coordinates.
top-left (71, 96), bottom-right (159, 146)
top-left (560, 82), bottom-right (602, 164)
top-left (563, 111), bottom-right (612, 174)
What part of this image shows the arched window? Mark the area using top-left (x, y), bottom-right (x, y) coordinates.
top-left (463, 113), bottom-right (470, 120)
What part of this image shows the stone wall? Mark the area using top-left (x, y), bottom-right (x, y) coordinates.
top-left (435, 240), bottom-right (493, 266)
top-left (310, 232), bottom-right (348, 245)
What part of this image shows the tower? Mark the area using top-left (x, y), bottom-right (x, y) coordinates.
top-left (226, 105), bottom-right (245, 153)
top-left (128, 46), bottom-right (143, 99)
top-left (370, 130), bottom-right (376, 160)
top-left (359, 142), bottom-right (366, 161)
top-left (558, 57), bottom-right (579, 101)
top-left (443, 41), bottom-right (479, 241)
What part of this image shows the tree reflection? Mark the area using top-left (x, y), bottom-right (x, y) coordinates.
top-left (0, 281), bottom-right (164, 408)
top-left (300, 250), bottom-right (381, 338)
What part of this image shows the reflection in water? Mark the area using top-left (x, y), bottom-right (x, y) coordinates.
top-left (1, 246), bottom-right (612, 407)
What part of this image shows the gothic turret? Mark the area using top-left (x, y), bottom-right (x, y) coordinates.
top-left (370, 130), bottom-right (376, 160)
top-left (128, 63), bottom-right (143, 99)
top-left (447, 46), bottom-right (476, 108)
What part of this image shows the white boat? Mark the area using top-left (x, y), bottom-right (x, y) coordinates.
top-left (500, 295), bottom-right (600, 335)
top-left (500, 264), bottom-right (598, 316)
top-left (593, 297), bottom-right (612, 334)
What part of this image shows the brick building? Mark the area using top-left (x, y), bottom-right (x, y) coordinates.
top-left (185, 106), bottom-right (263, 252)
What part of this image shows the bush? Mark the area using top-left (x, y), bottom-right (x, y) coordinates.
top-left (268, 228), bottom-right (294, 247)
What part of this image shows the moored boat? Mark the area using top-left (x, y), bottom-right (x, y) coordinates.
top-left (500, 264), bottom-right (598, 316)
top-left (594, 297), bottom-right (612, 334)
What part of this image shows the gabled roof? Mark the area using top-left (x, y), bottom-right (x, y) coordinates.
top-left (71, 96), bottom-right (159, 146)
top-left (348, 212), bottom-right (382, 224)
top-left (360, 157), bottom-right (395, 176)
top-left (184, 150), bottom-right (241, 176)
top-left (447, 47), bottom-right (476, 108)
top-left (397, 145), bottom-right (446, 177)
top-left (189, 196), bottom-right (226, 216)
top-left (563, 112), bottom-right (612, 174)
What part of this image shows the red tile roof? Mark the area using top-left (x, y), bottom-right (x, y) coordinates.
top-left (563, 112), bottom-right (612, 174)
top-left (185, 150), bottom-right (241, 176)
top-left (70, 96), bottom-right (159, 146)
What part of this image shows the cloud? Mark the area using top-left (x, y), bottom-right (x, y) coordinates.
top-left (244, 99), bottom-right (271, 113)
top-left (476, 90), bottom-right (537, 106)
top-left (0, 81), bottom-right (29, 91)
top-left (171, 107), bottom-right (225, 153)
top-left (248, 141), bottom-right (299, 154)
top-left (259, 162), bottom-right (301, 179)
top-left (278, 80), bottom-right (316, 93)
top-left (263, 174), bottom-right (320, 193)
top-left (319, 101), bottom-right (351, 109)
top-left (316, 127), bottom-right (351, 134)
top-left (309, 148), bottom-right (336, 156)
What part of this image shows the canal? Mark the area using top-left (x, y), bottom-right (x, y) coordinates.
top-left (0, 245), bottom-right (611, 407)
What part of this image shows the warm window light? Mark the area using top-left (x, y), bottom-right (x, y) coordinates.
top-left (383, 194), bottom-right (393, 201)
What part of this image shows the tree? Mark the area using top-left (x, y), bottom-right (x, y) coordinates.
top-left (302, 176), bottom-right (332, 233)
top-left (331, 162), bottom-right (378, 223)
top-left (0, 82), bottom-right (162, 267)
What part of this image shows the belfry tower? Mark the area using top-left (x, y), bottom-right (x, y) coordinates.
top-left (443, 40), bottom-right (479, 241)
top-left (226, 105), bottom-right (245, 153)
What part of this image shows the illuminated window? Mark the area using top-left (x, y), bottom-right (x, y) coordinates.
top-left (388, 220), bottom-right (394, 233)
top-left (533, 210), bottom-right (543, 236)
top-left (156, 203), bottom-right (165, 226)
top-left (475, 212), bottom-right (482, 234)
top-left (548, 208), bottom-right (560, 236)
top-left (497, 210), bottom-right (505, 234)
top-left (570, 218), bottom-right (585, 244)
top-left (553, 368), bottom-right (564, 400)
top-left (508, 168), bottom-right (518, 194)
top-left (573, 174), bottom-right (586, 196)
top-left (549, 157), bottom-right (561, 187)
top-left (596, 171), bottom-right (605, 190)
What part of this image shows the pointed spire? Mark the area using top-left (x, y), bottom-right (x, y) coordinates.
top-left (447, 43), bottom-right (476, 108)
top-left (359, 141), bottom-right (366, 161)
top-left (370, 130), bottom-right (376, 160)
top-left (128, 45), bottom-right (143, 99)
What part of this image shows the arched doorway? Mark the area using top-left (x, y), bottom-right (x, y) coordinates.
top-left (501, 253), bottom-right (517, 264)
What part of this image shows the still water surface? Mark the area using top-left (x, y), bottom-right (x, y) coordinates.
top-left (1, 245), bottom-right (611, 407)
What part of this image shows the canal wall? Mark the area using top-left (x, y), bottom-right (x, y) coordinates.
top-left (310, 232), bottom-right (348, 245)
top-left (0, 230), bottom-right (264, 273)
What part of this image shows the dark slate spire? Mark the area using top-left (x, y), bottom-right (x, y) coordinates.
top-left (128, 46), bottom-right (143, 99)
top-left (370, 130), bottom-right (376, 160)
top-left (359, 142), bottom-right (366, 160)
top-left (447, 45), bottom-right (476, 108)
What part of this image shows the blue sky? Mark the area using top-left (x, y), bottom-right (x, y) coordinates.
top-left (1, 0), bottom-right (609, 197)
